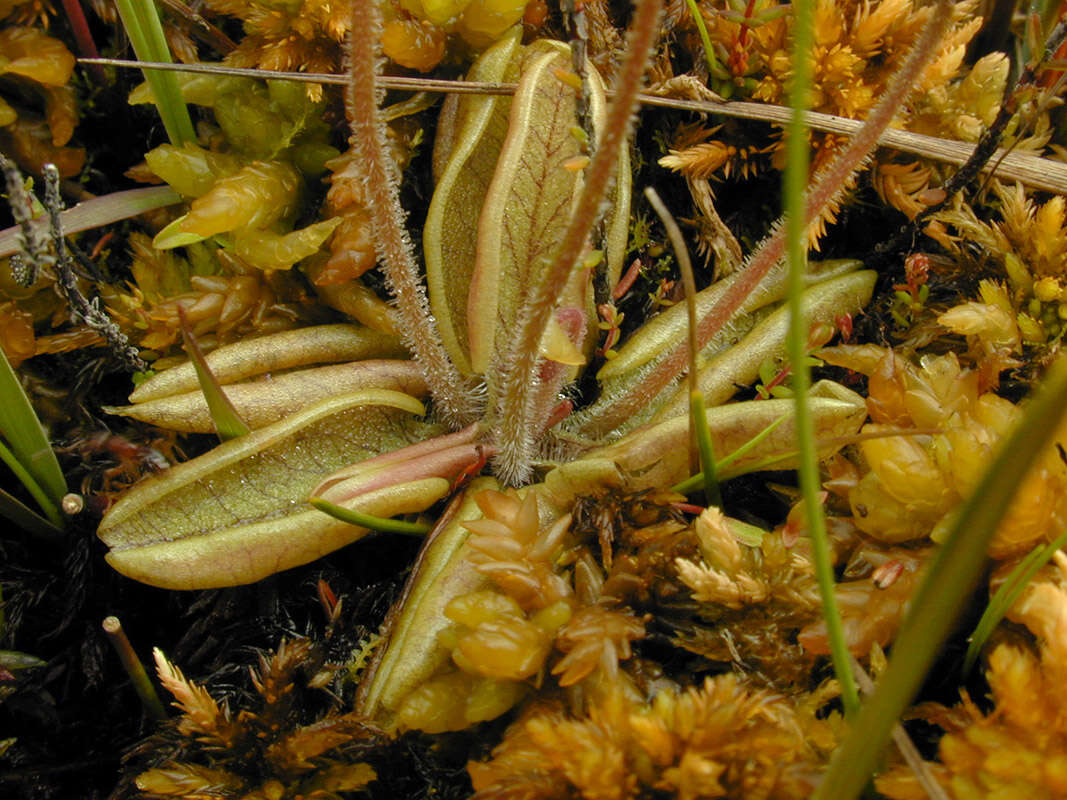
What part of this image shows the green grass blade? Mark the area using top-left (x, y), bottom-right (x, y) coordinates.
top-left (309, 497), bottom-right (431, 536)
top-left (962, 527), bottom-right (1067, 675)
top-left (783, 0), bottom-right (859, 717)
top-left (716, 412), bottom-right (790, 469)
top-left (0, 485), bottom-right (63, 538)
top-left (684, 0), bottom-right (728, 82)
top-left (114, 0), bottom-right (195, 146)
top-left (689, 391), bottom-right (723, 507)
top-left (0, 438), bottom-right (62, 529)
top-left (179, 314), bottom-right (251, 441)
top-left (0, 347), bottom-right (66, 520)
top-left (672, 413), bottom-right (790, 493)
top-left (815, 355), bottom-right (1067, 799)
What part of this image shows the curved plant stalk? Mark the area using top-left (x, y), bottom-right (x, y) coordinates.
top-left (684, 0), bottom-right (726, 82)
top-left (671, 413), bottom-right (790, 494)
top-left (783, 0), bottom-right (858, 717)
top-left (816, 355), bottom-right (1067, 799)
top-left (489, 0), bottom-right (664, 485)
top-left (345, 0), bottom-right (472, 428)
top-left (645, 187), bottom-right (721, 507)
top-left (308, 498), bottom-right (431, 536)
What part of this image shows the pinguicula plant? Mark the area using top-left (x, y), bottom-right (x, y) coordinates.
top-left (7, 0), bottom-right (1067, 797)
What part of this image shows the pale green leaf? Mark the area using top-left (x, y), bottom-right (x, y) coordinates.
top-left (99, 390), bottom-right (440, 589)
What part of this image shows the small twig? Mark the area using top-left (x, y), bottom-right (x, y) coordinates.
top-left (102, 616), bottom-right (168, 722)
top-left (0, 155), bottom-right (50, 286)
top-left (41, 165), bottom-right (147, 372)
top-left (79, 57), bottom-right (514, 93)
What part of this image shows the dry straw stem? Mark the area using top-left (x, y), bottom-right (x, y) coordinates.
top-left (643, 95), bottom-right (1067, 196)
top-left (102, 616), bottom-right (167, 721)
top-left (83, 59), bottom-right (1067, 195)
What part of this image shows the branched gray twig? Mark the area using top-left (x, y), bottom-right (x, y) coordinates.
top-left (0, 156), bottom-right (146, 372)
top-left (1, 155), bottom-right (50, 287)
top-left (41, 165), bottom-right (147, 372)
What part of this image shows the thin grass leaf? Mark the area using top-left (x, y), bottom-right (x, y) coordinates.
top-left (0, 486), bottom-right (62, 539)
top-left (689, 390), bottom-right (722, 506)
top-left (309, 497), bottom-right (430, 536)
top-left (717, 449), bottom-right (801, 480)
top-left (0, 440), bottom-right (61, 529)
top-left (684, 0), bottom-right (727, 83)
top-left (178, 312), bottom-right (250, 441)
top-left (783, 0), bottom-right (859, 717)
top-left (816, 355), bottom-right (1067, 799)
top-left (0, 347), bottom-right (66, 525)
top-left (962, 527), bottom-right (1067, 675)
top-left (114, 0), bottom-right (195, 146)
top-left (671, 413), bottom-right (790, 493)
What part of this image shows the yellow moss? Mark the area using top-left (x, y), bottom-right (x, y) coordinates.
top-left (821, 345), bottom-right (1067, 557)
top-left (880, 566), bottom-right (1067, 798)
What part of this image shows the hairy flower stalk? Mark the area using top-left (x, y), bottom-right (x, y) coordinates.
top-left (345, 0), bottom-right (473, 428)
top-left (490, 0), bottom-right (664, 485)
top-left (584, 0), bottom-right (957, 434)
